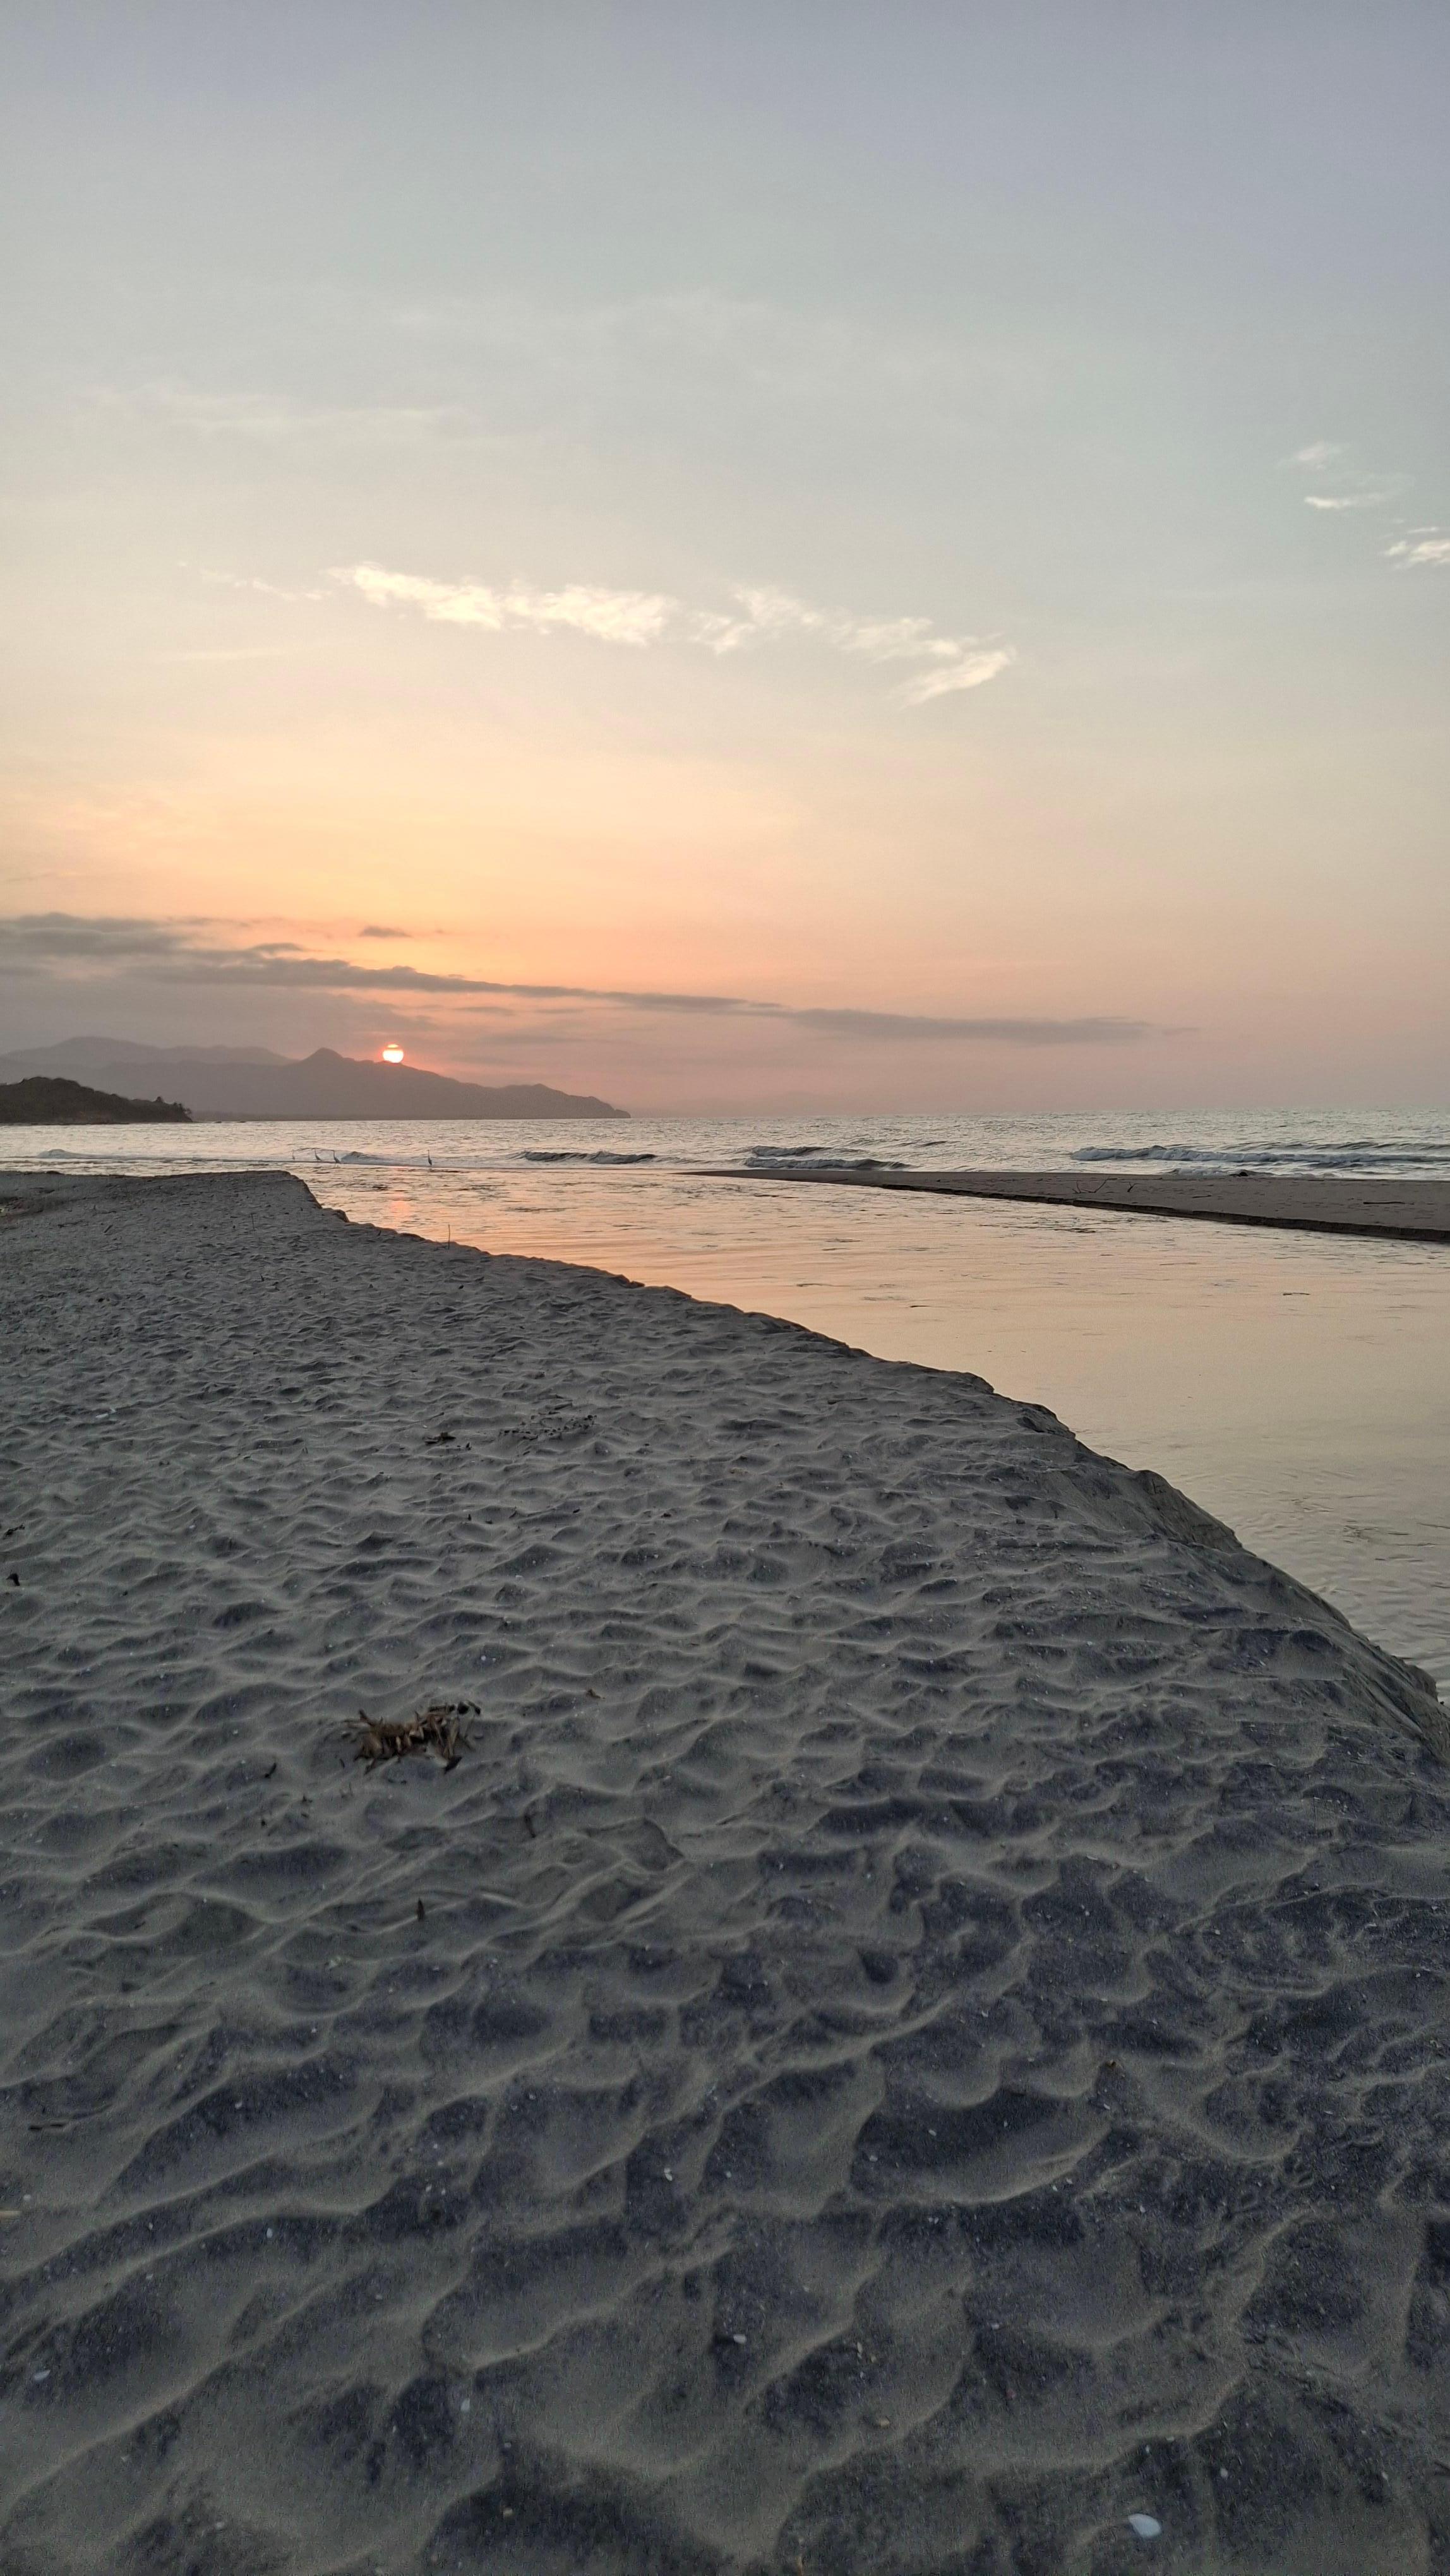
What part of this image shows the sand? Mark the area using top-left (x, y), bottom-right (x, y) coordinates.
top-left (3, 1169), bottom-right (1449, 2576)
top-left (715, 1166), bottom-right (1450, 1243)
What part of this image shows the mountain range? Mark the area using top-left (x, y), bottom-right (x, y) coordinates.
top-left (0, 1040), bottom-right (625, 1121)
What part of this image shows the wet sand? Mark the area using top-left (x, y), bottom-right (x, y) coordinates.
top-left (721, 1167), bottom-right (1450, 1241)
top-left (3, 1171), bottom-right (1450, 2575)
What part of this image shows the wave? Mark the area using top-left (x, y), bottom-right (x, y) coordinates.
top-left (520, 1150), bottom-right (657, 1166)
top-left (741, 1145), bottom-right (909, 1169)
top-left (742, 1143), bottom-right (832, 1162)
top-left (1070, 1141), bottom-right (1450, 1175)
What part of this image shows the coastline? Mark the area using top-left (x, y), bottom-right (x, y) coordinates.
top-left (3, 1169), bottom-right (1449, 2573)
top-left (705, 1164), bottom-right (1450, 1243)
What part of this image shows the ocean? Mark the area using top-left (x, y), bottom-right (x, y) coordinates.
top-left (7, 1104), bottom-right (1448, 1686)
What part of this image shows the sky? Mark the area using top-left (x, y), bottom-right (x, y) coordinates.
top-left (2, 2), bottom-right (1447, 1112)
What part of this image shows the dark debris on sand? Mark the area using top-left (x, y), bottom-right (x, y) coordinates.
top-left (346, 1702), bottom-right (477, 1771)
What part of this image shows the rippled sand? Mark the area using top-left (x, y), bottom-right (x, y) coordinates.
top-left (3, 1171), bottom-right (1448, 2576)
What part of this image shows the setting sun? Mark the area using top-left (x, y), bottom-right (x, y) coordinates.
top-left (381, 1044), bottom-right (404, 1064)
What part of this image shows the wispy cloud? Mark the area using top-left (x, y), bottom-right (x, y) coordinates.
top-left (386, 285), bottom-right (1045, 426)
top-left (0, 914), bottom-right (1162, 1046)
top-left (198, 566), bottom-right (325, 603)
top-left (340, 564), bottom-right (675, 647)
top-left (1285, 439), bottom-right (1402, 516)
top-left (333, 564), bottom-right (1012, 703)
top-left (894, 650), bottom-right (1016, 705)
top-left (1386, 531), bottom-right (1450, 568)
top-left (687, 585), bottom-right (1012, 700)
top-left (93, 296), bottom-right (1009, 464)
top-left (97, 383), bottom-right (467, 445)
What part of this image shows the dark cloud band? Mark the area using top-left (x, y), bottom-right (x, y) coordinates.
top-left (0, 914), bottom-right (1168, 1046)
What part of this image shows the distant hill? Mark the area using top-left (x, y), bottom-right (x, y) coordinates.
top-left (10, 1038), bottom-right (289, 1070)
top-left (0, 1075), bottom-right (190, 1124)
top-left (0, 1042), bottom-right (626, 1121)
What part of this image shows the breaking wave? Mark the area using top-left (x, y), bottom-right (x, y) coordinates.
top-left (741, 1145), bottom-right (909, 1170)
top-left (1071, 1139), bottom-right (1450, 1177)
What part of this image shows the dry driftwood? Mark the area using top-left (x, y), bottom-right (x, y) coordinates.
top-left (347, 1701), bottom-right (477, 1771)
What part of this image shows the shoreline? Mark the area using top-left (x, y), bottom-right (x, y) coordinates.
top-left (4, 1170), bottom-right (1449, 2573)
top-left (704, 1163), bottom-right (1450, 1242)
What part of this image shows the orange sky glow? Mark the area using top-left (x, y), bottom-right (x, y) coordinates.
top-left (3, 8), bottom-right (1447, 1111)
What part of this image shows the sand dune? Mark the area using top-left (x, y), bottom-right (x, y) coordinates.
top-left (2, 1171), bottom-right (1448, 2575)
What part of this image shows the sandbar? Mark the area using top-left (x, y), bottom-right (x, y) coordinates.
top-left (712, 1165), bottom-right (1450, 1241)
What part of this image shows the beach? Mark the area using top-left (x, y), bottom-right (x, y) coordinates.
top-left (4, 1170), bottom-right (1450, 2575)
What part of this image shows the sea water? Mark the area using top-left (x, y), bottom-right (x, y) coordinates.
top-left (7, 1106), bottom-right (1448, 1686)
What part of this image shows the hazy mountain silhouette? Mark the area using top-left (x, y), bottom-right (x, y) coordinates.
top-left (0, 1041), bottom-right (625, 1120)
top-left (11, 1038), bottom-right (290, 1069)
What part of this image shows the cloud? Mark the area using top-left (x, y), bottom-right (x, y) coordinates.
top-left (1286, 441), bottom-right (1403, 518)
top-left (97, 295), bottom-right (1019, 476)
top-left (688, 585), bottom-right (827, 653)
top-left (1386, 532), bottom-right (1450, 568)
top-left (689, 585), bottom-right (923, 659)
top-left (0, 914), bottom-right (1165, 1046)
top-left (339, 563), bottom-right (674, 647)
top-left (894, 649), bottom-right (1016, 705)
top-left (690, 587), bottom-right (1009, 693)
top-left (333, 564), bottom-right (1012, 703)
top-left (99, 383), bottom-right (465, 445)
top-left (768, 1006), bottom-right (1154, 1044)
top-left (1, 914), bottom-right (208, 963)
top-left (198, 567), bottom-right (325, 602)
top-left (385, 285), bottom-right (1045, 432)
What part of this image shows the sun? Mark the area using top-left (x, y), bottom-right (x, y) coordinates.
top-left (381, 1044), bottom-right (405, 1064)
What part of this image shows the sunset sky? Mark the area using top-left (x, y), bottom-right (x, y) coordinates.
top-left (3, 4), bottom-right (1447, 1111)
